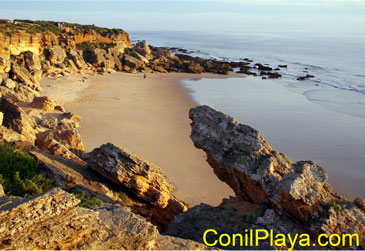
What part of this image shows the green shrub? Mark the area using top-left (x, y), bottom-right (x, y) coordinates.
top-left (74, 192), bottom-right (102, 208)
top-left (0, 143), bottom-right (54, 197)
top-left (118, 191), bottom-right (129, 202)
top-left (76, 41), bottom-right (96, 51)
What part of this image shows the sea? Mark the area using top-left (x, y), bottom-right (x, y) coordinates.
top-left (129, 31), bottom-right (365, 199)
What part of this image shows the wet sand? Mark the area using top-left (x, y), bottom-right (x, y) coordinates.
top-left (41, 72), bottom-right (236, 206)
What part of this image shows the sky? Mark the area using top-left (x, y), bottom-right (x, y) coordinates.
top-left (1, 0), bottom-right (365, 33)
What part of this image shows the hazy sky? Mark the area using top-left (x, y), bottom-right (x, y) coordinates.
top-left (1, 0), bottom-right (364, 33)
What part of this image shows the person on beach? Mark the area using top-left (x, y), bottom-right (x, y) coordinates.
top-left (143, 73), bottom-right (147, 79)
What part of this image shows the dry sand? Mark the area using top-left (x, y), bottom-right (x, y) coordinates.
top-left (41, 72), bottom-right (235, 206)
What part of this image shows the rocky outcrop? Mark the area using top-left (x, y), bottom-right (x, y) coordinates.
top-left (31, 96), bottom-right (56, 112)
top-left (0, 188), bottom-right (206, 250)
top-left (87, 143), bottom-right (188, 228)
top-left (0, 54), bottom-right (11, 74)
top-left (45, 46), bottom-right (67, 64)
top-left (184, 105), bottom-right (364, 249)
top-left (36, 128), bottom-right (85, 155)
top-left (0, 97), bottom-right (37, 143)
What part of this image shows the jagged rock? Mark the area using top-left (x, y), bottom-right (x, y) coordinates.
top-left (39, 115), bottom-right (59, 129)
top-left (297, 74), bottom-right (315, 81)
top-left (0, 98), bottom-right (36, 143)
top-left (354, 198), bottom-right (365, 212)
top-left (83, 48), bottom-right (115, 70)
top-left (152, 65), bottom-right (168, 73)
top-left (187, 62), bottom-right (205, 74)
top-left (22, 51), bottom-right (42, 73)
top-left (0, 188), bottom-right (205, 250)
top-left (36, 128), bottom-right (84, 156)
top-left (87, 143), bottom-right (182, 209)
top-left (67, 49), bottom-right (86, 69)
top-left (256, 64), bottom-right (272, 71)
top-left (32, 149), bottom-right (182, 229)
top-left (11, 65), bottom-right (41, 91)
top-left (123, 54), bottom-right (144, 70)
top-left (3, 78), bottom-right (16, 89)
top-left (55, 105), bottom-right (66, 112)
top-left (0, 54), bottom-right (11, 74)
top-left (31, 96), bottom-right (56, 112)
top-left (0, 85), bottom-right (37, 102)
top-left (130, 51), bottom-right (149, 64)
top-left (166, 199), bottom-right (308, 250)
top-left (46, 46), bottom-right (66, 65)
top-left (0, 125), bottom-right (29, 143)
top-left (189, 105), bottom-right (364, 248)
top-left (63, 112), bottom-right (81, 122)
top-left (135, 40), bottom-right (152, 58)
top-left (0, 184), bottom-right (4, 197)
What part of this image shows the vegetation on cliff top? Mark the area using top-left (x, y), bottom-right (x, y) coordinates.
top-left (76, 41), bottom-right (117, 51)
top-left (0, 143), bottom-right (54, 197)
top-left (0, 19), bottom-right (125, 36)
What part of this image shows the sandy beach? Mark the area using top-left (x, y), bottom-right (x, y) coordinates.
top-left (41, 72), bottom-right (237, 206)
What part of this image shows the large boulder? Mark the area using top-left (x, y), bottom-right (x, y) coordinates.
top-left (0, 54), bottom-right (11, 74)
top-left (46, 46), bottom-right (66, 65)
top-left (36, 128), bottom-right (85, 156)
top-left (22, 51), bottom-right (42, 73)
top-left (123, 55), bottom-right (144, 70)
top-left (31, 96), bottom-right (56, 112)
top-left (83, 48), bottom-right (115, 70)
top-left (11, 65), bottom-right (41, 91)
top-left (67, 49), bottom-right (86, 69)
top-left (0, 188), bottom-right (205, 250)
top-left (87, 143), bottom-right (188, 229)
top-left (0, 85), bottom-right (38, 103)
top-left (0, 98), bottom-right (37, 143)
top-left (134, 40), bottom-right (152, 58)
top-left (187, 62), bottom-right (204, 74)
top-left (88, 143), bottom-right (177, 208)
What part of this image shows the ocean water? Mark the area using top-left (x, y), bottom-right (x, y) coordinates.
top-left (130, 31), bottom-right (365, 96)
top-left (130, 31), bottom-right (365, 199)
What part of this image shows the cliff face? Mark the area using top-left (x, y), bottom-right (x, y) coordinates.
top-left (0, 21), bottom-right (131, 55)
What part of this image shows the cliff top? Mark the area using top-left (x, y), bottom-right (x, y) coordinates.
top-left (0, 19), bottom-right (125, 37)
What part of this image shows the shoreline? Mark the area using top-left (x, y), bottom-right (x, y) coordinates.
top-left (41, 72), bottom-right (237, 206)
top-left (41, 70), bottom-right (365, 203)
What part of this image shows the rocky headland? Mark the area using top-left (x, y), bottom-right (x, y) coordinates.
top-left (0, 19), bottom-right (362, 250)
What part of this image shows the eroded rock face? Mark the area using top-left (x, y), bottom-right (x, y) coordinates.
top-left (88, 143), bottom-right (181, 207)
top-left (0, 54), bottom-right (11, 74)
top-left (0, 98), bottom-right (37, 143)
top-left (0, 188), bottom-right (206, 250)
top-left (46, 46), bottom-right (66, 65)
top-left (36, 128), bottom-right (85, 155)
top-left (134, 40), bottom-right (152, 58)
top-left (87, 143), bottom-right (188, 229)
top-left (31, 96), bottom-right (56, 112)
top-left (188, 105), bottom-right (364, 248)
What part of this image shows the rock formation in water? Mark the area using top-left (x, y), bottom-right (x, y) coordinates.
top-left (165, 105), bottom-right (365, 249)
